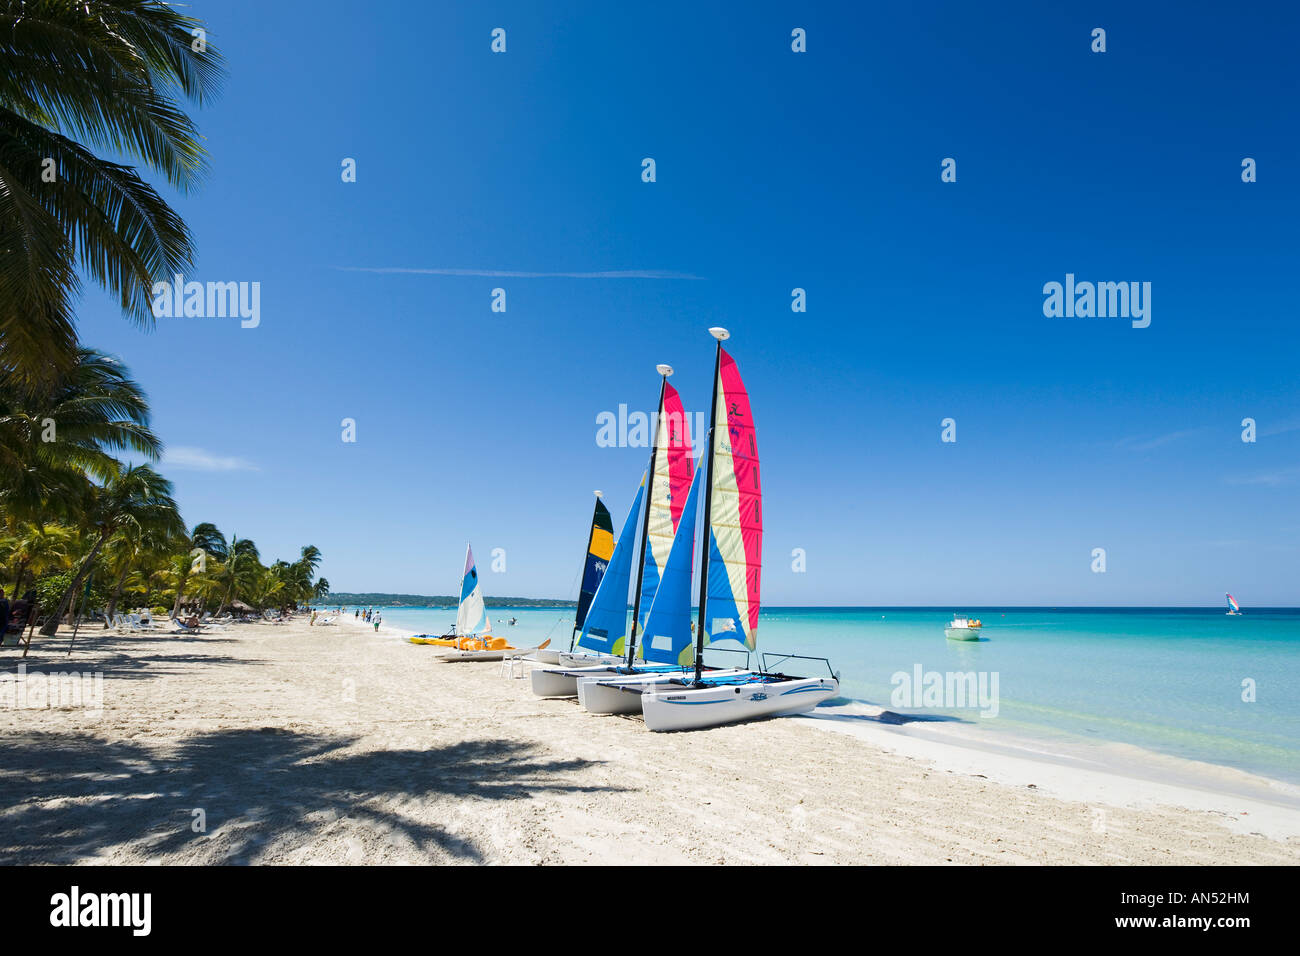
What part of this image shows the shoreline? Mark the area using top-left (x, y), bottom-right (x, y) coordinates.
top-left (357, 614), bottom-right (1300, 842)
top-left (1, 613), bottom-right (1296, 864)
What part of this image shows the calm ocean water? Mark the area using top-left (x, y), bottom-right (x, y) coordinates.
top-left (340, 604), bottom-right (1300, 784)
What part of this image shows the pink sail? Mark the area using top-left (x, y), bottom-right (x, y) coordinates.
top-left (705, 347), bottom-right (762, 648)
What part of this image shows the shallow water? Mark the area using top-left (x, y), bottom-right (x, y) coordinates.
top-left (333, 604), bottom-right (1300, 784)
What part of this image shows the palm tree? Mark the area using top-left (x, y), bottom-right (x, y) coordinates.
top-left (39, 463), bottom-right (183, 635)
top-left (248, 564), bottom-right (286, 611)
top-left (0, 521), bottom-right (74, 593)
top-left (0, 0), bottom-right (223, 383)
top-left (101, 522), bottom-right (176, 625)
top-left (189, 522), bottom-right (228, 564)
top-left (0, 348), bottom-right (162, 521)
top-left (214, 534), bottom-right (260, 616)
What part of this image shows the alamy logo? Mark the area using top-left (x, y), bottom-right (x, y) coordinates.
top-left (150, 274), bottom-right (261, 328)
top-left (2, 664), bottom-right (103, 714)
top-left (890, 664), bottom-right (1000, 718)
top-left (1042, 273), bottom-right (1150, 328)
top-left (595, 405), bottom-right (705, 451)
top-left (50, 886), bottom-right (151, 936)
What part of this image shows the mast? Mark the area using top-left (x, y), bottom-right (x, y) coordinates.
top-left (693, 328), bottom-right (727, 684)
top-left (570, 491), bottom-right (604, 652)
top-left (626, 366), bottom-right (671, 668)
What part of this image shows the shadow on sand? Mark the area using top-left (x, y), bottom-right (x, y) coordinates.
top-left (811, 703), bottom-right (967, 726)
top-left (0, 729), bottom-right (622, 864)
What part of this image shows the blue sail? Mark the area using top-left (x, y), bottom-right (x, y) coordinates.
top-left (638, 465), bottom-right (703, 665)
top-left (575, 475), bottom-right (646, 656)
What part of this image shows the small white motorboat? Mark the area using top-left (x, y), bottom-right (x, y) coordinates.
top-left (944, 616), bottom-right (983, 641)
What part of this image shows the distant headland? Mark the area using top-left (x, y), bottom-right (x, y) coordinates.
top-left (323, 592), bottom-right (576, 608)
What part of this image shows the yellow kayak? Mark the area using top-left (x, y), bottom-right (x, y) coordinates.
top-left (409, 635), bottom-right (459, 647)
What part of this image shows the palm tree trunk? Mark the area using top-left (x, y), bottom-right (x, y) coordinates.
top-left (39, 532), bottom-right (109, 636)
top-left (104, 565), bottom-right (131, 628)
top-left (217, 579), bottom-right (234, 617)
top-left (172, 584), bottom-right (186, 619)
top-left (13, 559), bottom-right (29, 595)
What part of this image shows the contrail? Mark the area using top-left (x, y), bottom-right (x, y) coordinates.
top-left (334, 266), bottom-right (703, 279)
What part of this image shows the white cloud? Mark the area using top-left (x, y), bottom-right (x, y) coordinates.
top-left (165, 446), bottom-right (259, 472)
top-left (1225, 465), bottom-right (1300, 487)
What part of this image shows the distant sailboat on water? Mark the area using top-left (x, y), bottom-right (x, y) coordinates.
top-left (1226, 593), bottom-right (1243, 616)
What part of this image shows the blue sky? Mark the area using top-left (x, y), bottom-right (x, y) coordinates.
top-left (82, 1), bottom-right (1299, 605)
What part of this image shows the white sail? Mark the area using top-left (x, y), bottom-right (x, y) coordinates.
top-left (455, 544), bottom-right (490, 636)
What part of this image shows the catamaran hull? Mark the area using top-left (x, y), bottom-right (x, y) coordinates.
top-left (577, 669), bottom-right (751, 715)
top-left (533, 648), bottom-right (564, 664)
top-left (944, 628), bottom-right (980, 641)
top-left (640, 677), bottom-right (839, 732)
top-left (438, 640), bottom-right (550, 663)
top-left (530, 664), bottom-right (629, 696)
top-left (577, 678), bottom-right (645, 714)
top-left (557, 652), bottom-right (623, 668)
top-left (532, 662), bottom-right (701, 698)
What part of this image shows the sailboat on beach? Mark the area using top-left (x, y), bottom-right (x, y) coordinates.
top-left (531, 365), bottom-right (701, 696)
top-left (585, 328), bottom-right (839, 731)
top-left (534, 493), bottom-right (615, 665)
top-left (409, 544), bottom-right (549, 660)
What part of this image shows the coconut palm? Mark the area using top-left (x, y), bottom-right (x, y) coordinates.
top-left (213, 534), bottom-right (260, 616)
top-left (189, 522), bottom-right (228, 564)
top-left (39, 462), bottom-right (184, 634)
top-left (100, 522), bottom-right (177, 625)
top-left (0, 348), bottom-right (162, 521)
top-left (0, 521), bottom-right (74, 593)
top-left (0, 0), bottom-right (223, 383)
top-left (247, 564), bottom-right (286, 611)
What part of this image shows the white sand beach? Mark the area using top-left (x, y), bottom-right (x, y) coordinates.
top-left (2, 613), bottom-right (1297, 865)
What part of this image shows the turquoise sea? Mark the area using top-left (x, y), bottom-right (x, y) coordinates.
top-left (339, 605), bottom-right (1300, 785)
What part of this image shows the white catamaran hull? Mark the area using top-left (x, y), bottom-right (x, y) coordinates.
top-left (557, 651), bottom-right (623, 668)
top-left (944, 627), bottom-right (981, 641)
top-left (530, 663), bottom-right (629, 697)
top-left (438, 643), bottom-right (546, 663)
top-left (639, 676), bottom-right (839, 732)
top-left (533, 648), bottom-right (564, 664)
top-left (576, 669), bottom-right (751, 715)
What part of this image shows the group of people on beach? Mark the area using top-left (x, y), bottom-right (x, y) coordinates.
top-left (0, 588), bottom-right (37, 647)
top-left (305, 605), bottom-right (382, 632)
